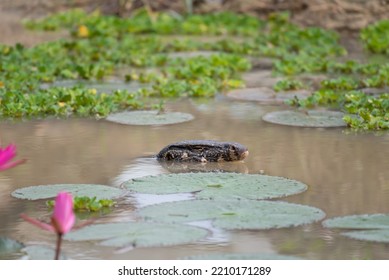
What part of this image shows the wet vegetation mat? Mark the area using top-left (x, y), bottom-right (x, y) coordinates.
top-left (0, 8), bottom-right (387, 130)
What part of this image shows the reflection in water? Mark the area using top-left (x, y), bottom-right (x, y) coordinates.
top-left (158, 160), bottom-right (249, 174)
top-left (1, 98), bottom-right (389, 259)
top-left (111, 157), bottom-right (167, 187)
top-left (187, 221), bottom-right (230, 245)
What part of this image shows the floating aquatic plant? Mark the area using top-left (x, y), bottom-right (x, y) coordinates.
top-left (262, 110), bottom-right (346, 128)
top-left (46, 196), bottom-right (115, 212)
top-left (65, 222), bottom-right (208, 248)
top-left (323, 214), bottom-right (389, 243)
top-left (11, 184), bottom-right (124, 200)
top-left (106, 110), bottom-right (194, 126)
top-left (124, 172), bottom-right (308, 200)
top-left (138, 200), bottom-right (325, 230)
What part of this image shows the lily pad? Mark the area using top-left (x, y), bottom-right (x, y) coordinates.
top-left (0, 237), bottom-right (24, 256)
top-left (262, 110), bottom-right (346, 127)
top-left (342, 230), bottom-right (389, 243)
top-left (323, 214), bottom-right (389, 243)
top-left (323, 214), bottom-right (389, 229)
top-left (41, 80), bottom-right (146, 93)
top-left (11, 184), bottom-right (124, 200)
top-left (106, 110), bottom-right (194, 125)
top-left (186, 252), bottom-right (302, 260)
top-left (138, 200), bottom-right (325, 230)
top-left (65, 222), bottom-right (208, 248)
top-left (21, 245), bottom-right (66, 260)
top-left (124, 173), bottom-right (307, 200)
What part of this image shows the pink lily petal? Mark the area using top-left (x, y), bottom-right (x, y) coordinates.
top-left (20, 213), bottom-right (56, 233)
top-left (0, 144), bottom-right (16, 165)
top-left (0, 158), bottom-right (27, 171)
top-left (0, 144), bottom-right (26, 171)
top-left (52, 192), bottom-right (75, 234)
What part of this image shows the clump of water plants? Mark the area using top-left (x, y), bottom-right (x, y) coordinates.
top-left (360, 20), bottom-right (389, 55)
top-left (47, 196), bottom-right (115, 212)
top-left (1, 8), bottom-right (389, 130)
top-left (273, 79), bottom-right (306, 92)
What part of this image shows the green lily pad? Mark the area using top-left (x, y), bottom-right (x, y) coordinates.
top-left (323, 214), bottom-right (389, 243)
top-left (262, 110), bottom-right (346, 127)
top-left (0, 237), bottom-right (24, 256)
top-left (186, 252), bottom-right (302, 260)
top-left (138, 200), bottom-right (325, 230)
top-left (41, 80), bottom-right (146, 93)
top-left (124, 173), bottom-right (307, 200)
top-left (342, 230), bottom-right (389, 243)
top-left (65, 222), bottom-right (208, 248)
top-left (106, 110), bottom-right (194, 125)
top-left (21, 245), bottom-right (66, 260)
top-left (11, 184), bottom-right (124, 200)
top-left (323, 214), bottom-right (389, 229)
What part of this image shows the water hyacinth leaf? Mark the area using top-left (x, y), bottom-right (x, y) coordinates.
top-left (167, 51), bottom-right (222, 59)
top-left (262, 110), bottom-right (346, 127)
top-left (41, 80), bottom-right (146, 93)
top-left (65, 222), bottom-right (208, 247)
top-left (124, 173), bottom-right (307, 200)
top-left (138, 200), bottom-right (325, 230)
top-left (323, 214), bottom-right (389, 229)
top-left (11, 184), bottom-right (124, 200)
top-left (342, 229), bottom-right (389, 243)
top-left (0, 237), bottom-right (24, 256)
top-left (21, 245), bottom-right (66, 260)
top-left (185, 253), bottom-right (302, 260)
top-left (106, 110), bottom-right (194, 125)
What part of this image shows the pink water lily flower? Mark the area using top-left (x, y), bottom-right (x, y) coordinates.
top-left (21, 192), bottom-right (75, 235)
top-left (21, 192), bottom-right (76, 260)
top-left (0, 144), bottom-right (26, 171)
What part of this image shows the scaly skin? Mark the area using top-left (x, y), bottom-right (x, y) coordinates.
top-left (156, 140), bottom-right (249, 162)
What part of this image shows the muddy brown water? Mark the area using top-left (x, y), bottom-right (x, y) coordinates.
top-left (1, 12), bottom-right (389, 260)
top-left (1, 97), bottom-right (389, 260)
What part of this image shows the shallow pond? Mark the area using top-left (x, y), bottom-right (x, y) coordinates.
top-left (1, 96), bottom-right (389, 259)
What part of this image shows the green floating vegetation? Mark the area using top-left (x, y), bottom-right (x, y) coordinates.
top-left (0, 8), bottom-right (387, 130)
top-left (24, 9), bottom-right (264, 37)
top-left (124, 172), bottom-right (308, 200)
top-left (323, 214), bottom-right (389, 243)
top-left (46, 196), bottom-right (115, 212)
top-left (42, 79), bottom-right (147, 93)
top-left (138, 200), bottom-right (325, 230)
top-left (360, 20), bottom-right (389, 55)
top-left (21, 245), bottom-right (66, 260)
top-left (0, 86), bottom-right (144, 118)
top-left (65, 222), bottom-right (208, 248)
top-left (106, 110), bottom-right (194, 125)
top-left (11, 184), bottom-right (124, 200)
top-left (342, 230), bottom-right (389, 243)
top-left (262, 110), bottom-right (346, 128)
top-left (0, 237), bottom-right (24, 257)
top-left (293, 90), bottom-right (389, 130)
top-left (323, 214), bottom-right (389, 229)
top-left (273, 79), bottom-right (306, 92)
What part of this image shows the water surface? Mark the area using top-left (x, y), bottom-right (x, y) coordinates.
top-left (1, 97), bottom-right (389, 259)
